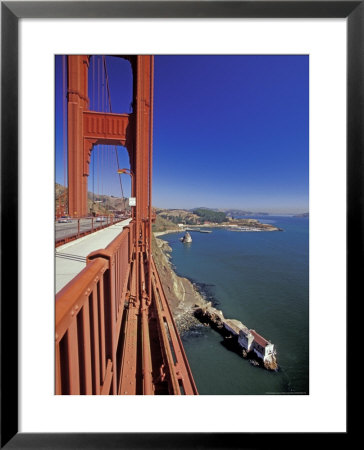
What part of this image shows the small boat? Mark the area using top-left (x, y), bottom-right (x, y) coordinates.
top-left (199, 230), bottom-right (212, 233)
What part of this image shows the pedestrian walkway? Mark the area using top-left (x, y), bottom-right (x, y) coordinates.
top-left (55, 219), bottom-right (131, 293)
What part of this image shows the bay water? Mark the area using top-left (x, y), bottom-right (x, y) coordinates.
top-left (162, 216), bottom-right (309, 395)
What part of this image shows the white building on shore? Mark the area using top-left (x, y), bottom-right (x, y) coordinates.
top-left (223, 319), bottom-right (276, 364)
top-left (249, 329), bottom-right (275, 362)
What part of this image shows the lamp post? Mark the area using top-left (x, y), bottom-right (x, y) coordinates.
top-left (117, 168), bottom-right (134, 215)
top-left (117, 168), bottom-right (133, 182)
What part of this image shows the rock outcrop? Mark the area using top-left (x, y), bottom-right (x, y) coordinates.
top-left (180, 231), bottom-right (192, 243)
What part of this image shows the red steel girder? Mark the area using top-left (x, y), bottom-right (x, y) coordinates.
top-left (67, 56), bottom-right (133, 217)
top-left (58, 55), bottom-right (198, 396)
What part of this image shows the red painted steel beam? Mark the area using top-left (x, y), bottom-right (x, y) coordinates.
top-left (59, 55), bottom-right (199, 396)
top-left (119, 258), bottom-right (139, 395)
top-left (150, 276), bottom-right (181, 394)
top-left (67, 56), bottom-right (132, 217)
top-left (83, 111), bottom-right (129, 141)
top-left (151, 257), bottom-right (198, 395)
top-left (67, 55), bottom-right (89, 218)
top-left (139, 252), bottom-right (153, 394)
top-left (83, 111), bottom-right (131, 177)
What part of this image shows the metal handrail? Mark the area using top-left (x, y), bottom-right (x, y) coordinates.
top-left (56, 227), bottom-right (130, 395)
top-left (55, 258), bottom-right (109, 395)
top-left (55, 224), bottom-right (198, 395)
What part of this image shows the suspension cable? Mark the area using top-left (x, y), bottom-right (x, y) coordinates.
top-left (92, 55), bottom-right (95, 208)
top-left (102, 56), bottom-right (125, 200)
top-left (101, 56), bottom-right (105, 200)
top-left (62, 55), bottom-right (67, 215)
top-left (97, 56), bottom-right (101, 202)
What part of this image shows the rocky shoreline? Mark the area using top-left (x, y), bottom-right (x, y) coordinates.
top-left (152, 233), bottom-right (210, 334)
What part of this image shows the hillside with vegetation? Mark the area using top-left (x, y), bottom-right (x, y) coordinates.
top-left (152, 214), bottom-right (180, 232)
top-left (153, 207), bottom-right (281, 232)
top-left (55, 183), bottom-right (130, 216)
top-left (155, 208), bottom-right (202, 225)
top-left (192, 208), bottom-right (227, 223)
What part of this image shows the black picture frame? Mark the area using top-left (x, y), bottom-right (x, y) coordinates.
top-left (1, 1), bottom-right (355, 448)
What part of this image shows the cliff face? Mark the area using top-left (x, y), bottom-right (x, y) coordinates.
top-left (152, 234), bottom-right (207, 332)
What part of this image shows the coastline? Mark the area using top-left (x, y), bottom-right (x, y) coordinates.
top-left (153, 229), bottom-right (181, 237)
top-left (153, 219), bottom-right (282, 236)
top-left (152, 230), bottom-right (279, 370)
top-left (152, 233), bottom-right (209, 334)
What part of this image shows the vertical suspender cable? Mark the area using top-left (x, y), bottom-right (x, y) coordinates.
top-left (101, 58), bottom-right (104, 200)
top-left (102, 56), bottom-right (125, 200)
top-left (148, 55), bottom-right (154, 299)
top-left (97, 56), bottom-right (100, 201)
top-left (62, 55), bottom-right (67, 215)
top-left (92, 56), bottom-right (95, 208)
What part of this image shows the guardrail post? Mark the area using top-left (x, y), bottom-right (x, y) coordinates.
top-left (87, 249), bottom-right (117, 395)
top-left (87, 227), bottom-right (130, 394)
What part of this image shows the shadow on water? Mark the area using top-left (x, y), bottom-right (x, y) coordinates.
top-left (180, 323), bottom-right (209, 340)
top-left (173, 269), bottom-right (221, 309)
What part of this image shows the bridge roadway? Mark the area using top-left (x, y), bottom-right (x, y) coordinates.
top-left (55, 218), bottom-right (131, 293)
top-left (55, 216), bottom-right (129, 241)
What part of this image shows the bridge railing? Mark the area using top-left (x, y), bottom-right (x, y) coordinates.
top-left (55, 223), bottom-right (198, 395)
top-left (55, 216), bottom-right (126, 248)
top-left (150, 257), bottom-right (198, 395)
top-left (55, 226), bottom-right (130, 395)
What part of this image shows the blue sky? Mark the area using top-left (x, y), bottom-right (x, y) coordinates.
top-left (56, 55), bottom-right (308, 214)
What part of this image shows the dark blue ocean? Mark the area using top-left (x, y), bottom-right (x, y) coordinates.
top-left (162, 216), bottom-right (309, 395)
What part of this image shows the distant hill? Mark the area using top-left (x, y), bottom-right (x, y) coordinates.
top-left (192, 208), bottom-right (227, 223)
top-left (154, 207), bottom-right (273, 224)
top-left (294, 212), bottom-right (309, 218)
top-left (55, 183), bottom-right (130, 215)
top-left (218, 209), bottom-right (268, 217)
top-left (87, 191), bottom-right (129, 214)
top-left (155, 208), bottom-right (202, 225)
top-left (56, 182), bottom-right (67, 199)
top-left (190, 207), bottom-right (268, 217)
